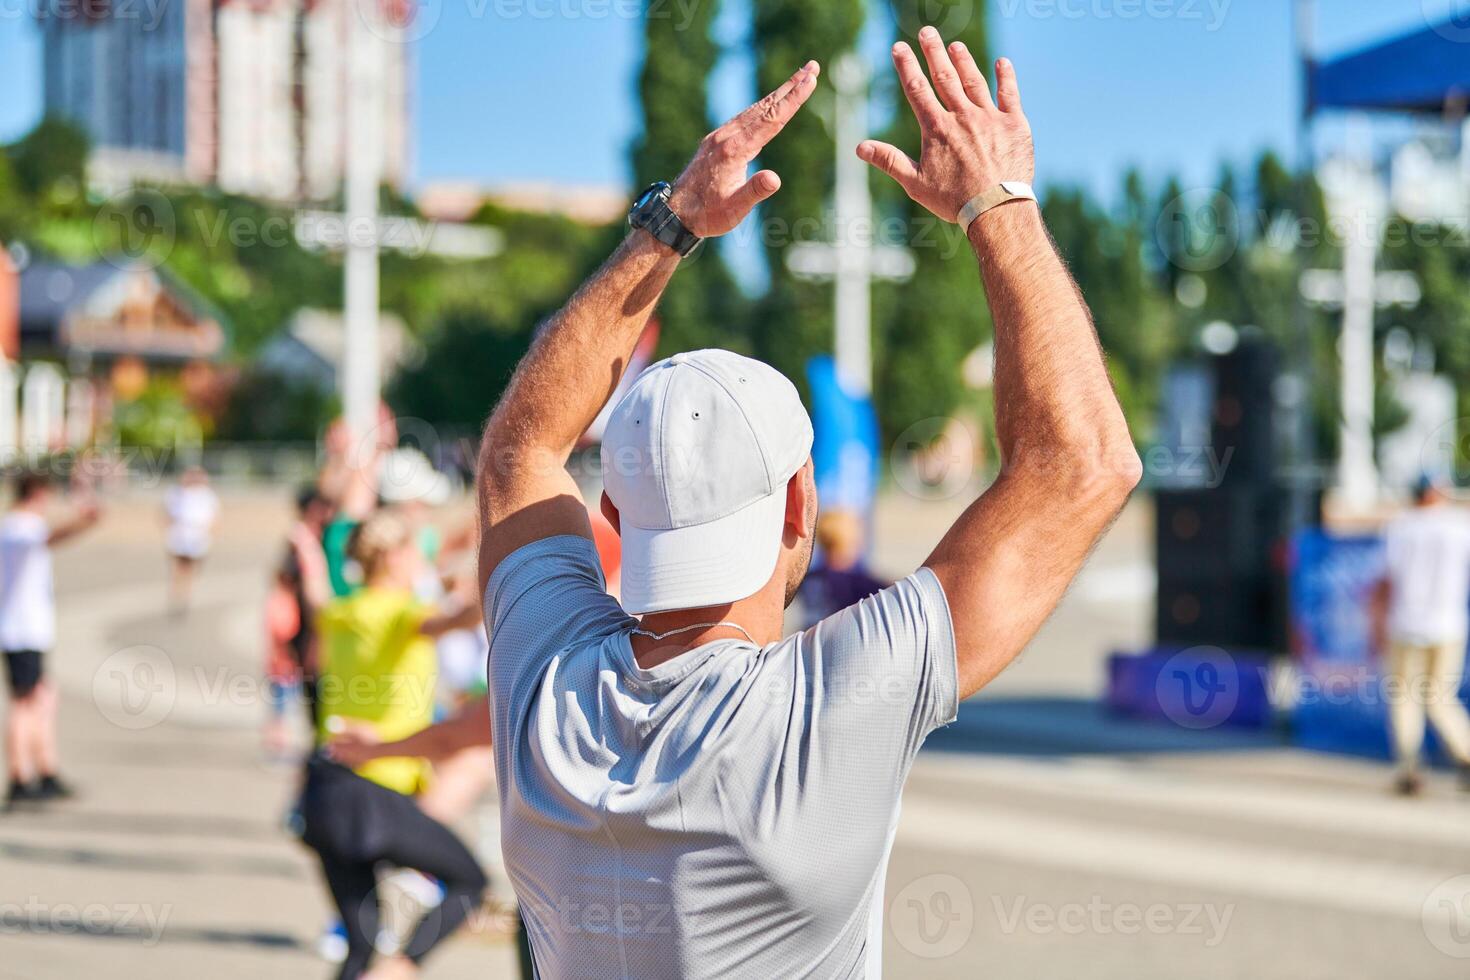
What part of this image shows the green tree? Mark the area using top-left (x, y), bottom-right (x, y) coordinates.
top-left (8, 116), bottom-right (88, 200)
top-left (0, 147), bottom-right (21, 240)
top-left (389, 307), bottom-right (538, 431)
top-left (389, 206), bottom-right (614, 430)
top-left (750, 0), bottom-right (865, 393)
top-left (217, 371), bottom-right (339, 443)
top-left (632, 0), bottom-right (746, 355)
top-left (873, 0), bottom-right (992, 444)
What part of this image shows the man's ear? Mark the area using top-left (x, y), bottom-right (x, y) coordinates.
top-left (600, 491), bottom-right (621, 535)
top-left (784, 460), bottom-right (814, 540)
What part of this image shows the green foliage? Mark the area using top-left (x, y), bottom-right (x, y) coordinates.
top-left (113, 380), bottom-right (203, 450)
top-left (750, 0), bottom-right (866, 392)
top-left (389, 209), bottom-right (613, 431)
top-left (217, 371), bottom-right (338, 443)
top-left (1380, 213), bottom-right (1470, 447)
top-left (632, 0), bottom-right (748, 355)
top-left (152, 189), bottom-right (340, 356)
top-left (0, 148), bottom-right (20, 216)
top-left (8, 116), bottom-right (88, 200)
top-left (388, 306), bottom-right (535, 433)
top-left (874, 0), bottom-right (992, 444)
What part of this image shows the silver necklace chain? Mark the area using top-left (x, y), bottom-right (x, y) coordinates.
top-left (629, 621), bottom-right (755, 644)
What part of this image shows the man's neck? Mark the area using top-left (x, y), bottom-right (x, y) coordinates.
top-left (631, 592), bottom-right (785, 669)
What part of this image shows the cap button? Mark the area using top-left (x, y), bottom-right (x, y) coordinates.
top-left (669, 354), bottom-right (686, 366)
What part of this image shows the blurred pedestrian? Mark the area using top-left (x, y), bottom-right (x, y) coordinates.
top-left (299, 511), bottom-right (486, 980)
top-left (319, 414), bottom-right (392, 598)
top-left (263, 575), bottom-right (303, 762)
top-left (279, 485), bottom-right (333, 730)
top-left (1373, 475), bottom-right (1470, 796)
top-left (162, 466), bottom-right (219, 615)
top-left (2, 470), bottom-right (102, 810)
top-left (793, 509), bottom-right (888, 629)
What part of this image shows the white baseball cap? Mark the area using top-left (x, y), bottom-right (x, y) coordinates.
top-left (601, 349), bottom-right (814, 614)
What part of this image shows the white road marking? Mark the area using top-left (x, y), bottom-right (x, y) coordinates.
top-left (911, 753), bottom-right (1470, 847)
top-left (895, 791), bottom-right (1450, 920)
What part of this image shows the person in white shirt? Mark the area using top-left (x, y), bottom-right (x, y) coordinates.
top-left (2, 470), bottom-right (102, 810)
top-left (162, 466), bottom-right (219, 614)
top-left (1374, 475), bottom-right (1470, 796)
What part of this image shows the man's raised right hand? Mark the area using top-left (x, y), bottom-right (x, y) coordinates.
top-left (858, 26), bottom-right (1034, 227)
top-left (665, 61), bottom-right (820, 239)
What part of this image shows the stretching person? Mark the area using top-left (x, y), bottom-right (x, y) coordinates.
top-left (2, 470), bottom-right (102, 810)
top-left (476, 30), bottom-right (1139, 978)
top-left (300, 512), bottom-right (486, 980)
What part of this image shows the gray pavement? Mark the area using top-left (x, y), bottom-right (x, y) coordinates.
top-left (3, 488), bottom-right (1468, 979)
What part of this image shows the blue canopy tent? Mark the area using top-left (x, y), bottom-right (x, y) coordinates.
top-left (1308, 18), bottom-right (1470, 116)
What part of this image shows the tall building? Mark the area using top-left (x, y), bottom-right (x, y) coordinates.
top-left (37, 0), bottom-right (410, 200)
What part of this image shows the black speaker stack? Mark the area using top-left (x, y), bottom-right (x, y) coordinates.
top-left (1154, 339), bottom-right (1295, 653)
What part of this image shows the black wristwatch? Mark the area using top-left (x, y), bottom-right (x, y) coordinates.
top-left (628, 181), bottom-right (701, 257)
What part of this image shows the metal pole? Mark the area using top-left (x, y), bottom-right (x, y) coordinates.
top-left (343, 0), bottom-right (384, 443)
top-left (831, 54), bottom-right (872, 397)
top-left (1337, 169), bottom-right (1382, 513)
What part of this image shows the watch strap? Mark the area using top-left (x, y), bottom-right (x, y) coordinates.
top-left (956, 180), bottom-right (1037, 230)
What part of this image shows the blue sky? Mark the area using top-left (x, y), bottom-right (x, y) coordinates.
top-left (0, 0), bottom-right (1463, 200)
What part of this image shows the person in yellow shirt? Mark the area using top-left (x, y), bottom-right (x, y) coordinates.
top-left (298, 510), bottom-right (486, 980)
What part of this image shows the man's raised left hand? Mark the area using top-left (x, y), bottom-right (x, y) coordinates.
top-left (666, 60), bottom-right (821, 239)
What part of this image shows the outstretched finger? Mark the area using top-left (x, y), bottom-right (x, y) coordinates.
top-left (856, 140), bottom-right (920, 190)
top-left (729, 169), bottom-right (783, 215)
top-left (916, 26), bottom-right (967, 112)
top-left (995, 57), bottom-right (1023, 113)
top-left (948, 40), bottom-right (994, 110)
top-left (733, 61), bottom-right (821, 152)
top-left (892, 42), bottom-right (944, 129)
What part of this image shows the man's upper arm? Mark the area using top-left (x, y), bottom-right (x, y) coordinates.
top-left (924, 471), bottom-right (1130, 701)
top-left (477, 442), bottom-right (593, 594)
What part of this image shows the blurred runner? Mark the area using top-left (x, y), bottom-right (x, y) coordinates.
top-left (320, 414), bottom-right (393, 598)
top-left (1373, 475), bottom-right (1470, 796)
top-left (279, 485), bottom-right (333, 730)
top-left (161, 466), bottom-right (219, 615)
top-left (263, 574), bottom-right (304, 762)
top-left (793, 509), bottom-right (887, 629)
top-left (2, 470), bottom-right (102, 811)
top-left (299, 511), bottom-right (486, 980)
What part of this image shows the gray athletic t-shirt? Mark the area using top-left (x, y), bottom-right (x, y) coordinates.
top-left (485, 535), bottom-right (958, 979)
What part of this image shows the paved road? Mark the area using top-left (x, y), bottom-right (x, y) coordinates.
top-left (3, 488), bottom-right (1468, 979)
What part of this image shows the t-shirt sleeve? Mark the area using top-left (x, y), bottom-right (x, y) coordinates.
top-left (802, 566), bottom-right (959, 765)
top-left (483, 534), bottom-right (631, 701)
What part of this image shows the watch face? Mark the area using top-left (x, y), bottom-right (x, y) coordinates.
top-left (633, 183), bottom-right (663, 212)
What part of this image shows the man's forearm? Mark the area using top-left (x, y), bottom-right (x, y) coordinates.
top-left (483, 231), bottom-right (678, 473)
top-left (971, 203), bottom-right (1134, 489)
